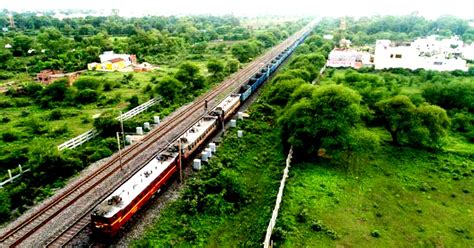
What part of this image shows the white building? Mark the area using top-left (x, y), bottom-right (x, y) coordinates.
top-left (374, 36), bottom-right (468, 72)
top-left (327, 48), bottom-right (373, 69)
top-left (99, 51), bottom-right (136, 66)
top-left (462, 43), bottom-right (474, 61)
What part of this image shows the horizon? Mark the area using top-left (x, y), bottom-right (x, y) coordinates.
top-left (2, 0), bottom-right (473, 20)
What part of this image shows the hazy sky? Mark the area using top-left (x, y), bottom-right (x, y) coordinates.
top-left (2, 0), bottom-right (473, 19)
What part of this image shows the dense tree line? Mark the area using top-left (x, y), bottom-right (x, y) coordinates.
top-left (0, 13), bottom-right (307, 75)
top-left (315, 15), bottom-right (474, 45)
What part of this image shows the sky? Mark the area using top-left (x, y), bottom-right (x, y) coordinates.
top-left (2, 0), bottom-right (473, 19)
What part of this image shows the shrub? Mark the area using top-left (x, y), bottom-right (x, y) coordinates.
top-left (371, 230), bottom-right (381, 238)
top-left (1, 116), bottom-right (10, 123)
top-left (14, 99), bottom-right (30, 107)
top-left (49, 109), bottom-right (63, 120)
top-left (102, 81), bottom-right (113, 91)
top-left (24, 83), bottom-right (44, 98)
top-left (0, 101), bottom-right (13, 108)
top-left (74, 77), bottom-right (102, 90)
top-left (0, 190), bottom-right (11, 222)
top-left (75, 89), bottom-right (99, 104)
top-left (127, 95), bottom-right (139, 109)
top-left (93, 111), bottom-right (120, 137)
top-left (2, 131), bottom-right (19, 142)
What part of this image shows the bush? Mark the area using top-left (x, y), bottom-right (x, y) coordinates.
top-left (49, 109), bottom-right (63, 120)
top-left (1, 116), bottom-right (10, 123)
top-left (75, 89), bottom-right (99, 104)
top-left (102, 81), bottom-right (114, 91)
top-left (423, 80), bottom-right (474, 111)
top-left (93, 111), bottom-right (120, 137)
top-left (24, 83), bottom-right (44, 98)
top-left (0, 190), bottom-right (11, 222)
top-left (14, 99), bottom-right (30, 107)
top-left (2, 131), bottom-right (19, 142)
top-left (74, 77), bottom-right (102, 90)
top-left (371, 230), bottom-right (381, 238)
top-left (25, 118), bottom-right (48, 135)
top-left (0, 101), bottom-right (13, 108)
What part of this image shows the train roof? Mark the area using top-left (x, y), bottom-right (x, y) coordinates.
top-left (179, 116), bottom-right (217, 147)
top-left (94, 149), bottom-right (178, 218)
top-left (213, 94), bottom-right (240, 114)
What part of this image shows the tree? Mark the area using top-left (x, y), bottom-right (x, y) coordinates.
top-left (423, 80), bottom-right (474, 111)
top-left (376, 95), bottom-right (416, 146)
top-left (279, 84), bottom-right (365, 157)
top-left (40, 79), bottom-right (71, 107)
top-left (12, 34), bottom-right (34, 56)
top-left (207, 59), bottom-right (225, 76)
top-left (231, 41), bottom-right (259, 63)
top-left (255, 32), bottom-right (277, 48)
top-left (175, 62), bottom-right (205, 90)
top-left (154, 76), bottom-right (184, 102)
top-left (410, 104), bottom-right (450, 148)
top-left (376, 95), bottom-right (450, 148)
top-left (267, 78), bottom-right (306, 106)
top-left (226, 59), bottom-right (240, 74)
top-left (93, 111), bottom-right (121, 137)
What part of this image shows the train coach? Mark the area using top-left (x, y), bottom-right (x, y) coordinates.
top-left (91, 28), bottom-right (312, 237)
top-left (91, 146), bottom-right (179, 236)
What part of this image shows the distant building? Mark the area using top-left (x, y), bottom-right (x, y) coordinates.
top-left (462, 43), bottom-right (474, 61)
top-left (87, 51), bottom-right (137, 71)
top-left (37, 70), bottom-right (80, 85)
top-left (327, 48), bottom-right (373, 69)
top-left (323, 34), bottom-right (334, 40)
top-left (133, 62), bottom-right (153, 72)
top-left (374, 36), bottom-right (468, 72)
top-left (99, 51), bottom-right (136, 66)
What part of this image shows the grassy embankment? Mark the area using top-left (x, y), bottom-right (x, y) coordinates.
top-left (276, 137), bottom-right (473, 247)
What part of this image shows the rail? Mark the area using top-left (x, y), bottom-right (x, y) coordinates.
top-left (57, 97), bottom-right (161, 150)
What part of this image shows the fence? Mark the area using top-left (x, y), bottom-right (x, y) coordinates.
top-left (57, 97), bottom-right (161, 150)
top-left (0, 165), bottom-right (30, 188)
top-left (117, 97), bottom-right (161, 121)
top-left (263, 147), bottom-right (293, 248)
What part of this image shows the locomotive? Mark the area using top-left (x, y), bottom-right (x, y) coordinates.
top-left (90, 29), bottom-right (311, 237)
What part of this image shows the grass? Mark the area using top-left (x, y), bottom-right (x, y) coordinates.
top-left (132, 106), bottom-right (288, 247)
top-left (276, 144), bottom-right (473, 247)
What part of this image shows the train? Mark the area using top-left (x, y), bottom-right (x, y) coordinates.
top-left (90, 29), bottom-right (311, 237)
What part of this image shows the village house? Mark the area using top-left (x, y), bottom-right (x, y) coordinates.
top-left (87, 51), bottom-right (137, 71)
top-left (36, 70), bottom-right (80, 85)
top-left (374, 36), bottom-right (469, 72)
top-left (327, 48), bottom-right (373, 69)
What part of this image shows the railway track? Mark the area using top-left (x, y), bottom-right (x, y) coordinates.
top-left (0, 23), bottom-right (314, 248)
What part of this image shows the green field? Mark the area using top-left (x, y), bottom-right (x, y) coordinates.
top-left (276, 141), bottom-right (473, 247)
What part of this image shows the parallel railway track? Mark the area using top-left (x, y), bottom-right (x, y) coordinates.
top-left (0, 23), bottom-right (314, 247)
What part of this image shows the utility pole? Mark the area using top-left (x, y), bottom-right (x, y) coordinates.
top-left (120, 111), bottom-right (126, 148)
top-left (116, 132), bottom-right (123, 170)
top-left (178, 139), bottom-right (183, 182)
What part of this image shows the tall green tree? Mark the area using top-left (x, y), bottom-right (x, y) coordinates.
top-left (175, 62), bottom-right (205, 90)
top-left (279, 84), bottom-right (373, 158)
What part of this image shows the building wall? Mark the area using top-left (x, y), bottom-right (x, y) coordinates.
top-left (374, 39), bottom-right (468, 72)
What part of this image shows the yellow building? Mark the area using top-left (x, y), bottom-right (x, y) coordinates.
top-left (87, 58), bottom-right (126, 71)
